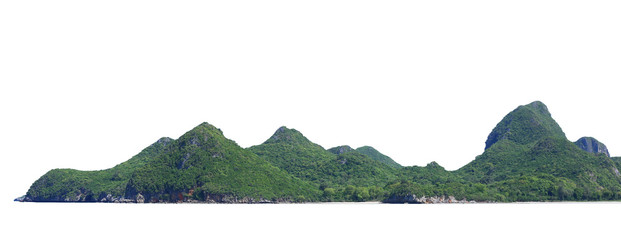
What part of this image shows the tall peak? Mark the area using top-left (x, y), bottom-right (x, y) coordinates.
top-left (263, 126), bottom-right (312, 145)
top-left (484, 101), bottom-right (566, 150)
top-left (525, 101), bottom-right (552, 116)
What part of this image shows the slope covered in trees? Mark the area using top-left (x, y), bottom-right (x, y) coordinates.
top-left (356, 146), bottom-right (403, 169)
top-left (454, 102), bottom-right (621, 201)
top-left (22, 101), bottom-right (621, 203)
top-left (26, 137), bottom-right (173, 202)
top-left (248, 128), bottom-right (398, 188)
top-left (26, 123), bottom-right (320, 202)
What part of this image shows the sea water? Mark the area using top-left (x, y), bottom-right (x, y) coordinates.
top-left (4, 201), bottom-right (619, 239)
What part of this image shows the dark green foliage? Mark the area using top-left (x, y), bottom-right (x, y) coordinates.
top-left (327, 145), bottom-right (355, 155)
top-left (26, 123), bottom-right (320, 202)
top-left (458, 136), bottom-right (621, 193)
top-left (125, 123), bottom-right (320, 202)
top-left (26, 137), bottom-right (173, 201)
top-left (328, 151), bottom-right (397, 186)
top-left (321, 185), bottom-right (387, 202)
top-left (397, 162), bottom-right (461, 185)
top-left (23, 101), bottom-right (621, 203)
top-left (456, 101), bottom-right (621, 201)
top-left (485, 101), bottom-right (565, 150)
top-left (612, 157), bottom-right (621, 168)
top-left (384, 101), bottom-right (621, 203)
top-left (249, 127), bottom-right (397, 188)
top-left (383, 180), bottom-right (501, 202)
top-left (356, 146), bottom-right (403, 169)
top-left (248, 127), bottom-right (336, 183)
top-left (387, 162), bottom-right (501, 202)
top-left (490, 174), bottom-right (576, 201)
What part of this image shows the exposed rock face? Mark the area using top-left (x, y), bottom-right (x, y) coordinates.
top-left (383, 194), bottom-right (472, 204)
top-left (202, 193), bottom-right (288, 203)
top-left (328, 145), bottom-right (355, 155)
top-left (155, 137), bottom-right (173, 146)
top-left (271, 127), bottom-right (289, 141)
top-left (136, 193), bottom-right (145, 203)
top-left (574, 137), bottom-right (610, 157)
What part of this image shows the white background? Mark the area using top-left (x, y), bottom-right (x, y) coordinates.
top-left (1, 1), bottom-right (620, 238)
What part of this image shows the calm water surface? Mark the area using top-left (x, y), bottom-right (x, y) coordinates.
top-left (6, 202), bottom-right (619, 239)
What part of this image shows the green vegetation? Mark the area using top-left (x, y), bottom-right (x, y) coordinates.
top-left (485, 101), bottom-right (565, 150)
top-left (125, 123), bottom-right (320, 202)
top-left (327, 145), bottom-right (355, 155)
top-left (356, 146), bottom-right (402, 169)
top-left (27, 123), bottom-right (320, 202)
top-left (613, 157), bottom-right (621, 168)
top-left (456, 102), bottom-right (621, 201)
top-left (247, 127), bottom-right (336, 184)
top-left (26, 137), bottom-right (172, 201)
top-left (320, 184), bottom-right (388, 202)
top-left (249, 128), bottom-right (397, 188)
top-left (23, 101), bottom-right (621, 203)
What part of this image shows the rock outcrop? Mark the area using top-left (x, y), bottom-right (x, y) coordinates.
top-left (574, 137), bottom-right (610, 157)
top-left (328, 145), bottom-right (355, 155)
top-left (384, 194), bottom-right (473, 204)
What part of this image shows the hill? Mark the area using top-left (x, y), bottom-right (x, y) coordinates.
top-left (484, 101), bottom-right (566, 150)
top-left (356, 146), bottom-right (403, 169)
top-left (456, 101), bottom-right (621, 201)
top-left (249, 127), bottom-right (397, 188)
top-left (25, 123), bottom-right (320, 202)
top-left (22, 101), bottom-right (621, 203)
top-left (25, 137), bottom-right (172, 202)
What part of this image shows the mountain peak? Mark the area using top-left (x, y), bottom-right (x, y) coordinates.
top-left (425, 161), bottom-right (445, 170)
top-left (484, 101), bottom-right (566, 150)
top-left (196, 122), bottom-right (222, 132)
top-left (174, 122), bottom-right (229, 149)
top-left (575, 137), bottom-right (610, 157)
top-left (526, 101), bottom-right (550, 114)
top-left (155, 137), bottom-right (173, 146)
top-left (263, 126), bottom-right (313, 145)
top-left (328, 145), bottom-right (355, 155)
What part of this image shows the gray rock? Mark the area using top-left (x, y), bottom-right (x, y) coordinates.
top-left (574, 137), bottom-right (610, 157)
top-left (136, 193), bottom-right (145, 203)
top-left (328, 145), bottom-right (355, 155)
top-left (384, 194), bottom-right (470, 204)
top-left (119, 197), bottom-right (134, 203)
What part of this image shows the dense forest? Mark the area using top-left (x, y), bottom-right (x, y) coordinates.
top-left (22, 101), bottom-right (621, 203)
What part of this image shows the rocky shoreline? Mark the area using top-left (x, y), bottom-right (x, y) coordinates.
top-left (383, 194), bottom-right (477, 204)
top-left (16, 193), bottom-right (295, 204)
top-left (17, 193), bottom-right (483, 204)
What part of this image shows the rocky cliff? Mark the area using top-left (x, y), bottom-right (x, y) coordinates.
top-left (574, 137), bottom-right (610, 157)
